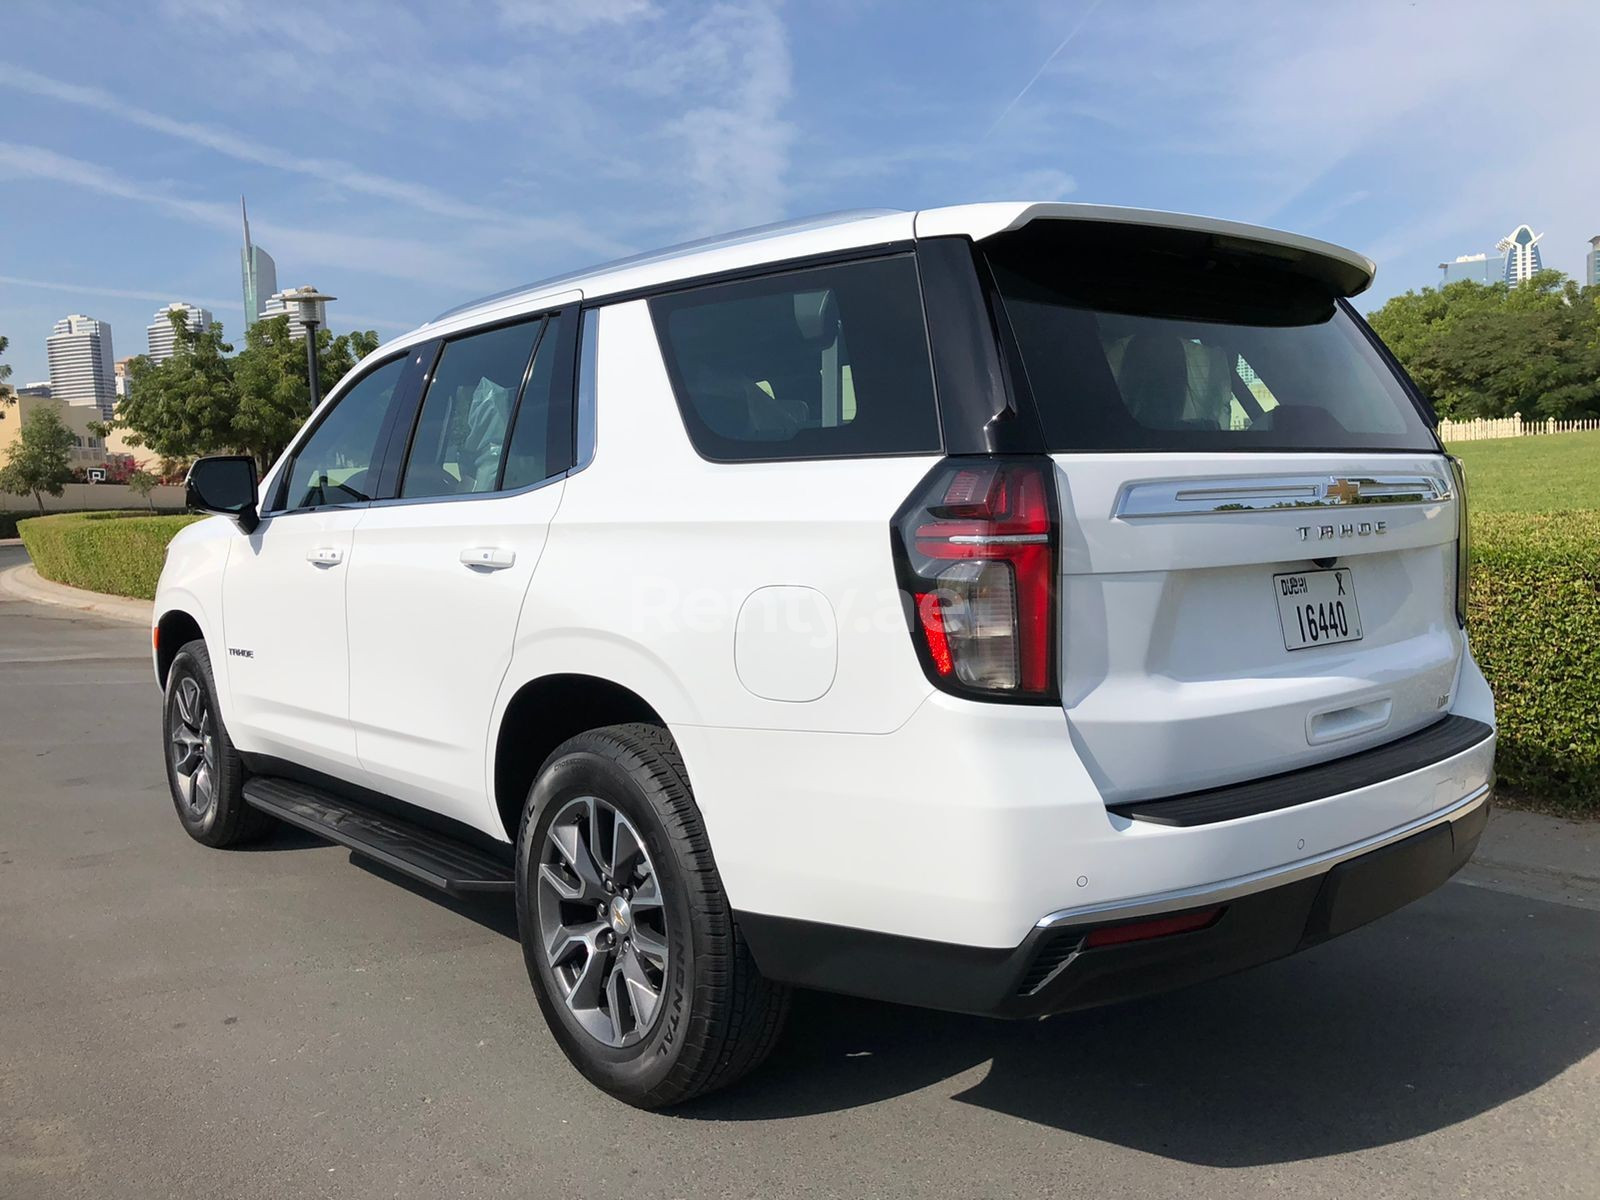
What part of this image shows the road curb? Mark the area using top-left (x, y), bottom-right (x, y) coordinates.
top-left (0, 563), bottom-right (152, 625)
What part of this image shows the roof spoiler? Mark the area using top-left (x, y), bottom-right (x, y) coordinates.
top-left (917, 202), bottom-right (1376, 299)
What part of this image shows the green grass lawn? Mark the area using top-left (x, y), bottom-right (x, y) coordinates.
top-left (1445, 428), bottom-right (1600, 513)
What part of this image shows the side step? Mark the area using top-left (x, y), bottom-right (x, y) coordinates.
top-left (242, 777), bottom-right (515, 895)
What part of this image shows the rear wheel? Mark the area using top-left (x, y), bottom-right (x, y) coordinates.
top-left (516, 723), bottom-right (789, 1108)
top-left (163, 640), bottom-right (268, 848)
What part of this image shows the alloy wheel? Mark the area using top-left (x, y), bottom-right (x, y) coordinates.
top-left (536, 795), bottom-right (670, 1048)
top-left (168, 674), bottom-right (218, 821)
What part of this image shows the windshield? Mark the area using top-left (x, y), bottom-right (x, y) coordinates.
top-left (983, 222), bottom-right (1438, 454)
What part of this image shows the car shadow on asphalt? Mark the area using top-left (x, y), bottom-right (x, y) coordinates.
top-left (678, 883), bottom-right (1600, 1167)
top-left (248, 820), bottom-right (1599, 1166)
top-left (233, 824), bottom-right (330, 852)
top-left (349, 855), bottom-right (524, 940)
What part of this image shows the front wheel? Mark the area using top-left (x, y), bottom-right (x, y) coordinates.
top-left (162, 640), bottom-right (268, 848)
top-left (515, 723), bottom-right (789, 1108)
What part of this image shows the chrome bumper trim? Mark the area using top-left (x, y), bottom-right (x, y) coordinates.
top-left (1035, 782), bottom-right (1492, 931)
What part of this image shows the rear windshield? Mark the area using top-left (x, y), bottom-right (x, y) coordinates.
top-left (983, 222), bottom-right (1437, 453)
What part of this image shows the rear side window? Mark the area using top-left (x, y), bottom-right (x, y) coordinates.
top-left (984, 222), bottom-right (1437, 453)
top-left (649, 255), bottom-right (941, 461)
top-left (400, 320), bottom-right (542, 499)
top-left (500, 312), bottom-right (570, 491)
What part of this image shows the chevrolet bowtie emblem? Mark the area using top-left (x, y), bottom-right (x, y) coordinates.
top-left (1325, 478), bottom-right (1361, 504)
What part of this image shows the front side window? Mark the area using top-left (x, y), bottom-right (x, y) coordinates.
top-left (400, 320), bottom-right (543, 499)
top-left (649, 255), bottom-right (941, 461)
top-left (280, 355), bottom-right (407, 511)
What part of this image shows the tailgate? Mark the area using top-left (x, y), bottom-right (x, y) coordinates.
top-left (1053, 453), bottom-right (1462, 801)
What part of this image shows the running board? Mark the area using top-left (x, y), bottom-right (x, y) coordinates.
top-left (241, 777), bottom-right (515, 895)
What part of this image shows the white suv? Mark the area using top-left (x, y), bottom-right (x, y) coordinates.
top-left (156, 203), bottom-right (1496, 1108)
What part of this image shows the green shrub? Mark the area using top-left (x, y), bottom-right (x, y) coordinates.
top-left (2, 508), bottom-right (184, 539)
top-left (18, 511), bottom-right (205, 600)
top-left (1469, 511), bottom-right (1600, 816)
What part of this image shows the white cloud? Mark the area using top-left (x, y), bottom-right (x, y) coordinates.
top-left (5, 65), bottom-right (619, 256)
top-left (32, 2), bottom-right (798, 252)
top-left (495, 0), bottom-right (657, 33)
top-left (651, 3), bottom-right (795, 231)
top-left (155, 0), bottom-right (372, 55)
top-left (985, 0), bottom-right (1105, 140)
top-left (0, 274), bottom-right (241, 312)
top-left (0, 142), bottom-right (488, 289)
top-left (0, 274), bottom-right (413, 331)
top-left (984, 0), bottom-right (1600, 290)
top-left (1005, 168), bottom-right (1077, 202)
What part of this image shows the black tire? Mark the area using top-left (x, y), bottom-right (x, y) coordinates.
top-left (162, 639), bottom-right (269, 848)
top-left (515, 722), bottom-right (789, 1108)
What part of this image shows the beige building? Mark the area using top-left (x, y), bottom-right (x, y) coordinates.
top-left (0, 392), bottom-right (122, 471)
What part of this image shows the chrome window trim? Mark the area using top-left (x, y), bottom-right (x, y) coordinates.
top-left (364, 469), bottom-right (569, 510)
top-left (1113, 473), bottom-right (1453, 520)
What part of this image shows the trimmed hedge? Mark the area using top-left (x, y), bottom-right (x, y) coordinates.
top-left (18, 511), bottom-right (204, 601)
top-left (1469, 511), bottom-right (1600, 816)
top-left (2, 508), bottom-right (184, 539)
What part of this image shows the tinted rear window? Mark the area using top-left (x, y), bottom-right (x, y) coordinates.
top-left (649, 255), bottom-right (941, 461)
top-left (984, 223), bottom-right (1437, 453)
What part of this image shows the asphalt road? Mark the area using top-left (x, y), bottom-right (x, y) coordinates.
top-left (2, 545), bottom-right (1597, 1199)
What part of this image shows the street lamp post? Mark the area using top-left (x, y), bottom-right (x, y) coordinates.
top-left (280, 287), bottom-right (337, 407)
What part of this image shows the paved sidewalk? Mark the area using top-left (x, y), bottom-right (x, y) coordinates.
top-left (0, 561), bottom-right (151, 625)
top-left (1461, 807), bottom-right (1600, 911)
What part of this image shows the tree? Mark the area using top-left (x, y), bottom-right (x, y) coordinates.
top-left (0, 334), bottom-right (14, 423)
top-left (127, 468), bottom-right (159, 511)
top-left (93, 307), bottom-right (381, 474)
top-left (233, 315), bottom-right (379, 472)
top-left (105, 308), bottom-right (238, 461)
top-left (0, 406), bottom-right (76, 512)
top-left (1368, 271), bottom-right (1600, 420)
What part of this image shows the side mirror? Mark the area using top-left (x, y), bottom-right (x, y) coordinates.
top-left (186, 455), bottom-right (261, 533)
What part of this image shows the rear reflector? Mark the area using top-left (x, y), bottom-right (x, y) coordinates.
top-left (1081, 906), bottom-right (1223, 949)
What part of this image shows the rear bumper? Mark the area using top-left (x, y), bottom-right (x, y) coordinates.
top-left (738, 782), bottom-right (1490, 1017)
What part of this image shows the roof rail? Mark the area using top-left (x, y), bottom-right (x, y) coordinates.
top-left (429, 208), bottom-right (905, 324)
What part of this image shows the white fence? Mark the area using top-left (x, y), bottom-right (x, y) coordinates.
top-left (1, 483), bottom-right (187, 513)
top-left (1437, 414), bottom-right (1600, 442)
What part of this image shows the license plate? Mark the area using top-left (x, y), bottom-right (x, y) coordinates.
top-left (1274, 568), bottom-right (1363, 651)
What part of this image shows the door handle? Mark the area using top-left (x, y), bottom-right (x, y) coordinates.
top-left (460, 546), bottom-right (516, 570)
top-left (306, 546), bottom-right (344, 565)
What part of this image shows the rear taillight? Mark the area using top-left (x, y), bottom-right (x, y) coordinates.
top-left (891, 456), bottom-right (1059, 702)
top-left (1449, 455), bottom-right (1469, 627)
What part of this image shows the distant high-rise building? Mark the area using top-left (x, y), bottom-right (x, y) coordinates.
top-left (17, 381), bottom-right (52, 398)
top-left (114, 358), bottom-right (135, 403)
top-left (240, 197), bottom-right (278, 328)
top-left (262, 285), bottom-right (331, 341)
top-left (46, 314), bottom-right (116, 420)
top-left (1439, 253), bottom-right (1498, 285)
top-left (145, 302), bottom-right (215, 363)
top-left (1587, 236), bottom-right (1600, 287)
top-left (1496, 224), bottom-right (1544, 284)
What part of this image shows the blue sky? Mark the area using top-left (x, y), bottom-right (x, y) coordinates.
top-left (4, 0), bottom-right (1598, 384)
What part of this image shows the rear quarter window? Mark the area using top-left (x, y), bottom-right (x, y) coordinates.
top-left (648, 255), bottom-right (941, 461)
